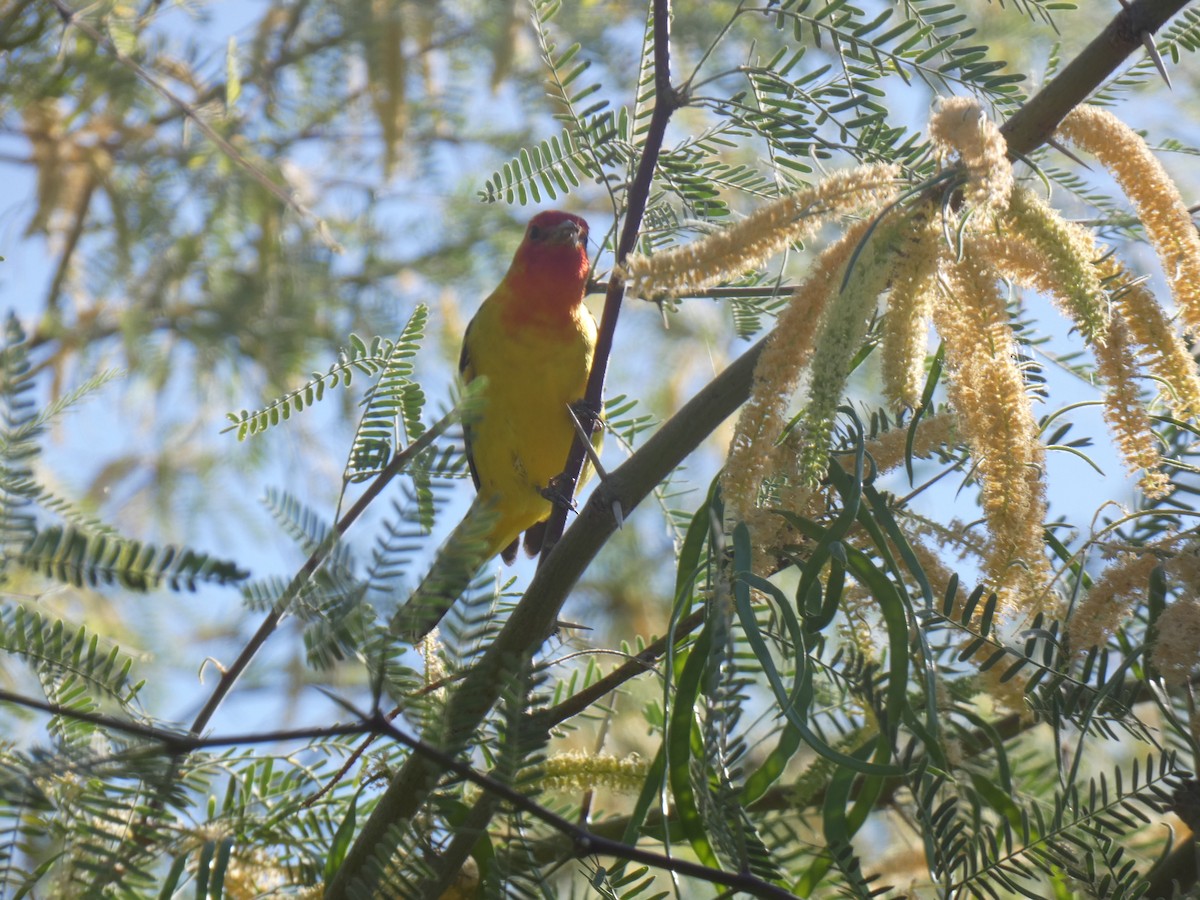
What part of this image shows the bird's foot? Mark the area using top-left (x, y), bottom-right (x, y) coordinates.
top-left (540, 475), bottom-right (577, 511)
top-left (568, 398), bottom-right (604, 435)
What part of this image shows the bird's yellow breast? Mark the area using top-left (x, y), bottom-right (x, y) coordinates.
top-left (460, 294), bottom-right (597, 543)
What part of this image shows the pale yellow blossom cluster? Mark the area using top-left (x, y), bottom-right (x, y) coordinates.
top-left (841, 525), bottom-right (959, 657)
top-left (881, 216), bottom-right (941, 407)
top-left (904, 531), bottom-right (960, 603)
top-left (1068, 551), bottom-right (1160, 652)
top-left (537, 750), bottom-right (648, 794)
top-left (753, 415), bottom-right (950, 592)
top-left (934, 253), bottom-right (1050, 603)
top-left (834, 410), bottom-right (957, 478)
top-left (927, 96), bottom-right (1013, 216)
top-left (618, 163), bottom-right (900, 300)
top-left (1152, 596), bottom-right (1200, 686)
top-left (1073, 538), bottom-right (1200, 656)
top-left (906, 514), bottom-right (991, 563)
top-left (723, 218), bottom-right (874, 524)
top-left (420, 631), bottom-right (448, 696)
top-left (735, 486), bottom-right (826, 575)
top-left (220, 847), bottom-right (292, 898)
top-left (1093, 315), bottom-right (1170, 499)
top-left (626, 96), bottom-right (1200, 636)
top-left (1001, 187), bottom-right (1109, 343)
top-left (967, 209), bottom-right (1174, 499)
top-left (1103, 258), bottom-right (1200, 420)
top-left (793, 216), bottom-right (907, 485)
top-left (1057, 105), bottom-right (1200, 333)
top-left (1166, 539), bottom-right (1200, 591)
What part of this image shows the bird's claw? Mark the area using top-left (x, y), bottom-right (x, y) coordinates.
top-left (540, 475), bottom-right (577, 511)
top-left (569, 398), bottom-right (603, 435)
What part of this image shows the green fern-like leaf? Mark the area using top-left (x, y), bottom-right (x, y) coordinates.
top-left (0, 314), bottom-right (40, 553)
top-left (226, 330), bottom-right (424, 440)
top-left (0, 604), bottom-right (142, 710)
top-left (12, 525), bottom-right (249, 591)
top-left (345, 306), bottom-right (429, 482)
top-left (480, 128), bottom-right (597, 204)
top-left (484, 0), bottom-right (628, 209)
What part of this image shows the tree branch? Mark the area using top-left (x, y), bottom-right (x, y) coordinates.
top-left (999, 0), bottom-right (1192, 159)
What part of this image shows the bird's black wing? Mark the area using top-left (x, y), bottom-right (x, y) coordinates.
top-left (458, 318), bottom-right (482, 491)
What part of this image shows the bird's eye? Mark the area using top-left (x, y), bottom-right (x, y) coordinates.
top-left (529, 225), bottom-right (543, 240)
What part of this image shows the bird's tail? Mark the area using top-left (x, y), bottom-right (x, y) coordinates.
top-left (390, 497), bottom-right (512, 643)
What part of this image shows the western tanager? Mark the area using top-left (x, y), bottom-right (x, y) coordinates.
top-left (393, 210), bottom-right (598, 641)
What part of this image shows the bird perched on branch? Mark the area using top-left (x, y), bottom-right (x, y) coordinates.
top-left (393, 210), bottom-right (599, 642)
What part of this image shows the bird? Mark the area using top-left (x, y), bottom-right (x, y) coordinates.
top-left (392, 210), bottom-right (599, 642)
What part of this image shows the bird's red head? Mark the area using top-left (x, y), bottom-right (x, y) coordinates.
top-left (508, 211), bottom-right (591, 298)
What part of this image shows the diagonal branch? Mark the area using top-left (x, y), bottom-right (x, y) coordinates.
top-left (999, 0), bottom-right (1193, 159)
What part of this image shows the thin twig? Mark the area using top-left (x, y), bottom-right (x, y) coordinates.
top-left (589, 280), bottom-right (799, 300)
top-left (0, 687), bottom-right (368, 750)
top-left (531, 607), bottom-right (706, 731)
top-left (190, 407), bottom-right (457, 736)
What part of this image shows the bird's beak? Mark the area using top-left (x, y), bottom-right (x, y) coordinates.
top-left (548, 219), bottom-right (585, 248)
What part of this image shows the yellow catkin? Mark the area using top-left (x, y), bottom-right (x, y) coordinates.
top-left (1000, 186), bottom-right (1109, 343)
top-left (927, 96), bottom-right (1013, 217)
top-left (881, 215), bottom-right (942, 407)
top-left (1101, 257), bottom-right (1200, 422)
top-left (1058, 105), bottom-right (1200, 333)
top-left (841, 521), bottom-right (964, 624)
top-left (618, 163), bottom-right (900, 300)
top-left (723, 218), bottom-right (875, 521)
top-left (1165, 540), bottom-right (1200, 595)
top-left (792, 215), bottom-right (906, 485)
top-left (538, 750), bottom-right (648, 794)
top-left (902, 530), bottom-right (964, 619)
top-left (1068, 551), bottom-right (1160, 652)
top-left (738, 493), bottom-right (824, 575)
top-left (1095, 313), bottom-right (1170, 498)
top-left (221, 848), bottom-right (290, 897)
top-left (904, 531), bottom-right (960, 599)
top-left (933, 254), bottom-right (1049, 608)
top-left (977, 664), bottom-right (1029, 714)
top-left (969, 231), bottom-right (1166, 496)
top-left (834, 410), bottom-right (957, 478)
top-left (1151, 596), bottom-right (1200, 686)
